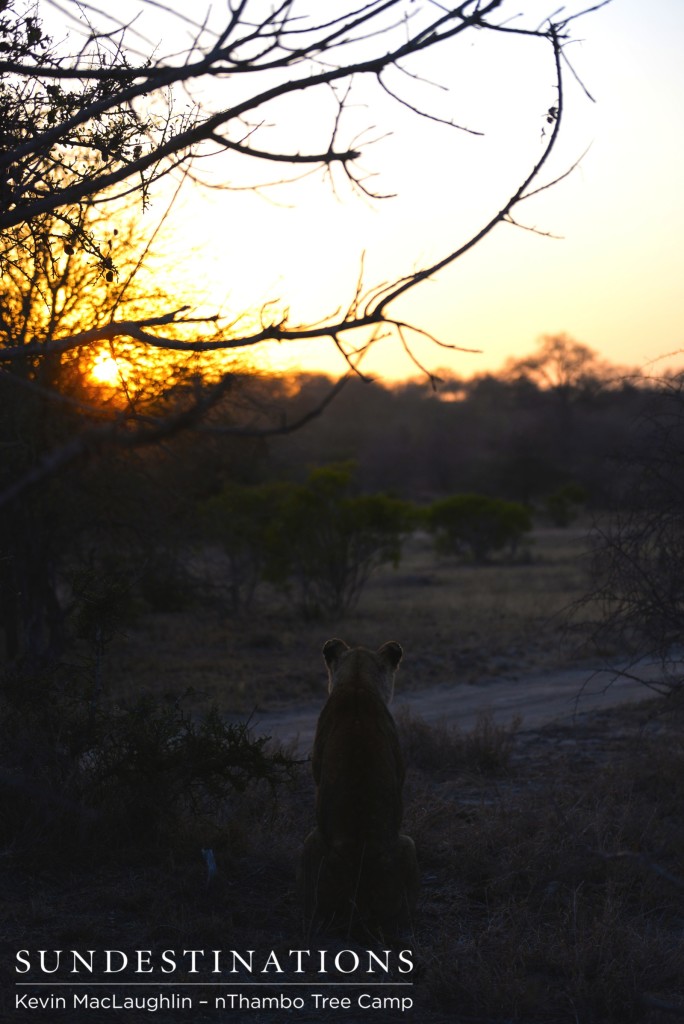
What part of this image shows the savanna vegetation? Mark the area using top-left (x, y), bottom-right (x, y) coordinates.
top-left (1, 1), bottom-right (683, 1021)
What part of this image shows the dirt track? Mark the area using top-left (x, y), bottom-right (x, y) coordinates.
top-left (251, 658), bottom-right (669, 753)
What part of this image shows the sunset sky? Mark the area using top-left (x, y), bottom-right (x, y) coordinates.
top-left (49, 1), bottom-right (684, 383)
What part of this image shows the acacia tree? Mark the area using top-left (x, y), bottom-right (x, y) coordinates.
top-left (502, 333), bottom-right (612, 471)
top-left (504, 334), bottom-right (607, 398)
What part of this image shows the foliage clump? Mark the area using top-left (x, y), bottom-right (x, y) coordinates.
top-left (84, 694), bottom-right (296, 846)
top-left (0, 3), bottom-right (152, 273)
top-left (425, 493), bottom-right (532, 562)
top-left (0, 660), bottom-right (297, 860)
top-left (269, 464), bottom-right (415, 617)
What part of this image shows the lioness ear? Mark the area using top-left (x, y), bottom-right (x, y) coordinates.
top-left (323, 638), bottom-right (349, 669)
top-left (377, 641), bottom-right (403, 669)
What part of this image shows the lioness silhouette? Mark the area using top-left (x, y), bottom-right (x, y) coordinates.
top-left (300, 638), bottom-right (419, 936)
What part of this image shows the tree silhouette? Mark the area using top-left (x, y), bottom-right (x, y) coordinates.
top-left (504, 334), bottom-right (607, 397)
top-left (0, 206), bottom-right (201, 659)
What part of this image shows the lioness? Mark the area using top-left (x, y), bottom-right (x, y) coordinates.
top-left (300, 638), bottom-right (419, 936)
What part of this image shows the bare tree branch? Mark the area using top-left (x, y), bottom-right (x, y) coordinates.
top-left (0, 1), bottom-right (549, 231)
top-left (370, 23), bottom-right (566, 316)
top-left (195, 370), bottom-right (351, 437)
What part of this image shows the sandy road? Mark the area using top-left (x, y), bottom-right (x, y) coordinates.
top-left (250, 659), bottom-right (671, 753)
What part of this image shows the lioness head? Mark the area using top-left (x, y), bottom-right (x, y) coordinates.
top-left (322, 637), bottom-right (403, 704)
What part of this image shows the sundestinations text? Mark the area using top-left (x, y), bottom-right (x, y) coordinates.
top-left (15, 948), bottom-right (413, 977)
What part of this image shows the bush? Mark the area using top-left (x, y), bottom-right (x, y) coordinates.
top-left (83, 694), bottom-right (297, 846)
top-left (425, 493), bottom-right (532, 562)
top-left (266, 463), bottom-right (416, 616)
top-left (0, 661), bottom-right (297, 860)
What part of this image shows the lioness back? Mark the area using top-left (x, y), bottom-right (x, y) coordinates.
top-left (314, 661), bottom-right (404, 846)
top-left (300, 638), bottom-right (419, 936)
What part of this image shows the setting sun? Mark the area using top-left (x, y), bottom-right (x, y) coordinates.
top-left (90, 351), bottom-right (122, 387)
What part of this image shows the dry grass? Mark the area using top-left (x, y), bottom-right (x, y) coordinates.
top-left (396, 706), bottom-right (521, 775)
top-left (418, 704), bottom-right (684, 1021)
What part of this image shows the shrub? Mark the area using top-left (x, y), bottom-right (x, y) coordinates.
top-left (425, 493), bottom-right (532, 562)
top-left (0, 661), bottom-right (298, 860)
top-left (84, 694), bottom-right (297, 846)
top-left (266, 463), bottom-right (416, 616)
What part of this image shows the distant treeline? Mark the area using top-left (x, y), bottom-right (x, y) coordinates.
top-left (250, 367), bottom-right (655, 509)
